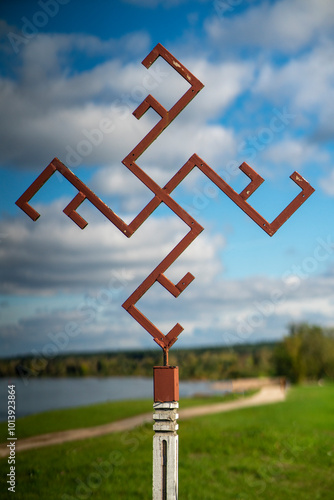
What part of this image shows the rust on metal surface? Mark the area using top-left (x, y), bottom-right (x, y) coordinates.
top-left (15, 43), bottom-right (315, 363)
top-left (153, 366), bottom-right (179, 402)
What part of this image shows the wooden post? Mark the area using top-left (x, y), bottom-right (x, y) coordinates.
top-left (153, 366), bottom-right (179, 499)
top-left (153, 401), bottom-right (179, 499)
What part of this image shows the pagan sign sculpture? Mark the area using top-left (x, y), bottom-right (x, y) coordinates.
top-left (16, 43), bottom-right (315, 364)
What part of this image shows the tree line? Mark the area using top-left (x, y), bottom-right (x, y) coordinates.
top-left (1, 323), bottom-right (333, 383)
top-left (273, 323), bottom-right (334, 382)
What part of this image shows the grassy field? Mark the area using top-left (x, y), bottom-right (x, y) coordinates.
top-left (0, 391), bottom-right (251, 441)
top-left (0, 384), bottom-right (333, 499)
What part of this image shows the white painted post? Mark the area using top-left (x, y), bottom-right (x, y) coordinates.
top-left (153, 401), bottom-right (179, 500)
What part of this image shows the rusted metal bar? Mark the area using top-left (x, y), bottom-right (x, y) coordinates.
top-left (15, 43), bottom-right (315, 361)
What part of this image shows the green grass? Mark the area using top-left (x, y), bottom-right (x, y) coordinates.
top-left (0, 390), bottom-right (252, 441)
top-left (0, 384), bottom-right (333, 499)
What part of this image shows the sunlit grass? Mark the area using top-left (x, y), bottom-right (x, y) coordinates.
top-left (0, 390), bottom-right (253, 441)
top-left (0, 384), bottom-right (333, 499)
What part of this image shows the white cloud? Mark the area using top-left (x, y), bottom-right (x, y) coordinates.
top-left (253, 41), bottom-right (334, 110)
top-left (206, 0), bottom-right (334, 54)
top-left (90, 163), bottom-right (153, 212)
top-left (319, 170), bottom-right (334, 197)
top-left (0, 30), bottom-right (155, 168)
top-left (0, 200), bottom-right (224, 296)
top-left (184, 57), bottom-right (254, 120)
top-left (0, 198), bottom-right (226, 354)
top-left (2, 245), bottom-right (333, 355)
top-left (251, 40), bottom-right (334, 153)
top-left (1, 1), bottom-right (332, 358)
top-left (261, 138), bottom-right (329, 170)
top-left (0, 31), bottom-right (252, 172)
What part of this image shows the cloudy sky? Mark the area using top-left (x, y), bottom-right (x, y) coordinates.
top-left (0, 0), bottom-right (334, 358)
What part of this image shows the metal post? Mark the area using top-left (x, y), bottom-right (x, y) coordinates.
top-left (153, 401), bottom-right (179, 500)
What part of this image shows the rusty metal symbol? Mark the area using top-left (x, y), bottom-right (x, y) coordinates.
top-left (16, 43), bottom-right (315, 363)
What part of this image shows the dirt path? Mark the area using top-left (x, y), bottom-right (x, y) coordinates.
top-left (0, 385), bottom-right (285, 458)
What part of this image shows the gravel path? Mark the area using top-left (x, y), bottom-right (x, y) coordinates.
top-left (0, 384), bottom-right (285, 458)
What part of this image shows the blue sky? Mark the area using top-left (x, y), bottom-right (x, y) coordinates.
top-left (0, 0), bottom-right (334, 358)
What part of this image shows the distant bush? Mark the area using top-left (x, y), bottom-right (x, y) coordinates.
top-left (272, 323), bottom-right (334, 383)
top-left (0, 343), bottom-right (276, 380)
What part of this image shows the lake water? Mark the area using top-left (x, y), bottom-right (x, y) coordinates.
top-left (0, 376), bottom-right (232, 422)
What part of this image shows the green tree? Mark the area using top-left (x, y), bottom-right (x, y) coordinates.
top-left (273, 323), bottom-right (334, 383)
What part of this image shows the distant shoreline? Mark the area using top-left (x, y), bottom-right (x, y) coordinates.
top-left (0, 341), bottom-right (280, 381)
